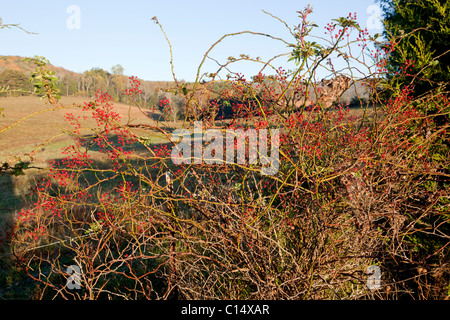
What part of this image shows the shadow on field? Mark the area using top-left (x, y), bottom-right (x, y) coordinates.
top-left (0, 173), bottom-right (31, 298)
top-left (0, 173), bottom-right (21, 246)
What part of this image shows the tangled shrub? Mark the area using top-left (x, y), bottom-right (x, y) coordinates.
top-left (6, 7), bottom-right (449, 299)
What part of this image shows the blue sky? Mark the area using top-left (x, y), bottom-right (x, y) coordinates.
top-left (0, 0), bottom-right (382, 81)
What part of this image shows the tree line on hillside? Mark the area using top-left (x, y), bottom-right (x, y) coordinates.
top-left (0, 56), bottom-right (374, 122)
top-left (0, 60), bottom-right (179, 107)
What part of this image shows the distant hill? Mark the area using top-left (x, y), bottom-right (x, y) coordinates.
top-left (0, 55), bottom-right (77, 78)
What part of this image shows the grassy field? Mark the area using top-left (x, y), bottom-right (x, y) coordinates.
top-left (0, 96), bottom-right (166, 160)
top-left (0, 95), bottom-right (167, 237)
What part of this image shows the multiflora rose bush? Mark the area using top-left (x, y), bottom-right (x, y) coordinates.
top-left (8, 7), bottom-right (449, 299)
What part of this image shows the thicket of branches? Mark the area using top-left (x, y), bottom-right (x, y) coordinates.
top-left (1, 6), bottom-right (449, 299)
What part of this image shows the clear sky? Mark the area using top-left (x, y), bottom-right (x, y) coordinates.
top-left (0, 0), bottom-right (383, 81)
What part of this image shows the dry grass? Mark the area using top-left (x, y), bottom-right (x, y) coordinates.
top-left (0, 95), bottom-right (166, 239)
top-left (0, 96), bottom-right (162, 162)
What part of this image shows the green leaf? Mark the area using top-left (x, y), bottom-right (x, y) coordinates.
top-left (85, 222), bottom-right (102, 234)
top-left (432, 153), bottom-right (445, 161)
